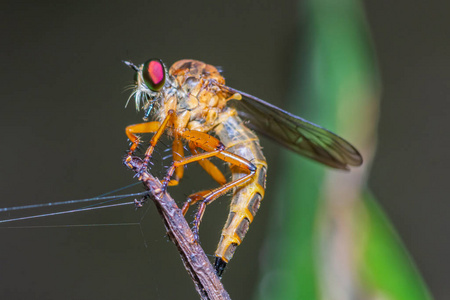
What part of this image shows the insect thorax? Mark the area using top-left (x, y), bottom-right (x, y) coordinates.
top-left (158, 60), bottom-right (233, 133)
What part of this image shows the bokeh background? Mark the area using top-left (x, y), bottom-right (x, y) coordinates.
top-left (1, 1), bottom-right (448, 299)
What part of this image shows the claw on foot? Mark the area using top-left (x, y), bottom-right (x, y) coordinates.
top-left (136, 162), bottom-right (149, 178)
top-left (192, 231), bottom-right (200, 244)
top-left (124, 156), bottom-right (135, 169)
top-left (191, 223), bottom-right (201, 244)
top-left (134, 196), bottom-right (148, 208)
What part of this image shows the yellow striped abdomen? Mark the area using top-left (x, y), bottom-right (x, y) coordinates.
top-left (213, 114), bottom-right (267, 274)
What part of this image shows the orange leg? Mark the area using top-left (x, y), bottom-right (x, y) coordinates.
top-left (161, 149), bottom-right (225, 190)
top-left (162, 130), bottom-right (256, 241)
top-left (181, 190), bottom-right (212, 215)
top-left (179, 143), bottom-right (227, 216)
top-left (125, 121), bottom-right (161, 156)
top-left (191, 170), bottom-right (254, 240)
top-left (164, 135), bottom-right (184, 186)
top-left (161, 129), bottom-right (227, 190)
top-left (124, 110), bottom-right (176, 174)
top-left (160, 136), bottom-right (185, 187)
top-left (141, 110), bottom-right (176, 170)
top-left (189, 143), bottom-right (227, 185)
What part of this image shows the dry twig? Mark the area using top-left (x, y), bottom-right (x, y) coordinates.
top-left (126, 156), bottom-right (231, 300)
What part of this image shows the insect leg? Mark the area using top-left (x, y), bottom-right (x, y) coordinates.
top-left (163, 135), bottom-right (185, 187)
top-left (161, 149), bottom-right (224, 190)
top-left (164, 130), bottom-right (257, 241)
top-left (141, 110), bottom-right (176, 169)
top-left (188, 142), bottom-right (227, 185)
top-left (161, 130), bottom-right (227, 191)
top-left (181, 190), bottom-right (212, 216)
top-left (125, 121), bottom-right (161, 157)
top-left (161, 149), bottom-right (255, 241)
top-left (179, 142), bottom-right (227, 217)
top-left (190, 161), bottom-right (255, 242)
top-left (124, 110), bottom-right (176, 174)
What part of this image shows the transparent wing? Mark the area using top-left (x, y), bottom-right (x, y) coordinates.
top-left (221, 86), bottom-right (363, 170)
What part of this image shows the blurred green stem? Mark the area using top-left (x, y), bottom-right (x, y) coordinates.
top-left (255, 0), bottom-right (431, 299)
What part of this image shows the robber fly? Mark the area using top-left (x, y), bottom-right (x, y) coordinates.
top-left (123, 59), bottom-right (362, 277)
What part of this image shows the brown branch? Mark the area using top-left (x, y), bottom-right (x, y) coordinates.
top-left (126, 156), bottom-right (231, 300)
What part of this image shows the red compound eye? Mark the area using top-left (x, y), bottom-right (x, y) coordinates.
top-left (142, 59), bottom-right (166, 92)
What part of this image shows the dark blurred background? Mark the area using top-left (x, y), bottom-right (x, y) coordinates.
top-left (0, 1), bottom-right (448, 299)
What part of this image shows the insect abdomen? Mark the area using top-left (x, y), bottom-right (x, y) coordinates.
top-left (214, 114), bottom-right (267, 275)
